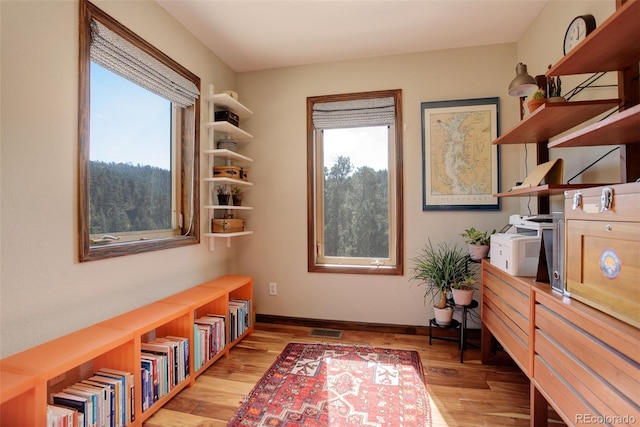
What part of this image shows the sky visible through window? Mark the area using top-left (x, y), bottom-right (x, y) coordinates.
top-left (90, 63), bottom-right (171, 170)
top-left (323, 126), bottom-right (388, 172)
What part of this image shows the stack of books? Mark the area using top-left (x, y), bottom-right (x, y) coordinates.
top-left (194, 314), bottom-right (226, 371)
top-left (48, 368), bottom-right (134, 427)
top-left (140, 335), bottom-right (189, 411)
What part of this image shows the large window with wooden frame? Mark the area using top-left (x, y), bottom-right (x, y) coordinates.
top-left (307, 89), bottom-right (403, 275)
top-left (78, 0), bottom-right (200, 262)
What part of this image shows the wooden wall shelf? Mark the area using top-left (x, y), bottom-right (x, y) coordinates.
top-left (493, 100), bottom-right (620, 146)
top-left (547, 0), bottom-right (640, 76)
top-left (548, 103), bottom-right (640, 148)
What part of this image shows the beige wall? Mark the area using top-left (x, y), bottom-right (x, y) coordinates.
top-left (1, 0), bottom-right (620, 357)
top-left (0, 0), bottom-right (239, 357)
top-left (235, 0), bottom-right (620, 327)
top-left (517, 0), bottom-right (617, 212)
top-left (235, 45), bottom-right (522, 327)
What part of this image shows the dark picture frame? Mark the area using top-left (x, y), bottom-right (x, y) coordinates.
top-left (421, 97), bottom-right (500, 211)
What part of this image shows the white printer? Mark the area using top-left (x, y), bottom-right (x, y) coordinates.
top-left (490, 215), bottom-right (554, 276)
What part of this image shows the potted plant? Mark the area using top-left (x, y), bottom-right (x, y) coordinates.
top-left (547, 75), bottom-right (565, 103)
top-left (460, 227), bottom-right (495, 261)
top-left (231, 186), bottom-right (244, 206)
top-left (527, 88), bottom-right (546, 113)
top-left (451, 275), bottom-right (476, 306)
top-left (216, 185), bottom-right (230, 205)
top-left (410, 240), bottom-right (468, 326)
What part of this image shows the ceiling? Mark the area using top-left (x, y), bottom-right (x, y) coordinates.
top-left (156, 0), bottom-right (547, 73)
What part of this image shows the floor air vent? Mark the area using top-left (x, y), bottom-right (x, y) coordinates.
top-left (309, 328), bottom-right (343, 339)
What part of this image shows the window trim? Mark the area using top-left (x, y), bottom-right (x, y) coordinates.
top-left (306, 89), bottom-right (404, 275)
top-left (78, 0), bottom-right (200, 262)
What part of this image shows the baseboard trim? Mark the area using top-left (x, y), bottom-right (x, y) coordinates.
top-left (256, 314), bottom-right (480, 339)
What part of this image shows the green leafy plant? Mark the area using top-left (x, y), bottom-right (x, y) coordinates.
top-left (530, 88), bottom-right (546, 100)
top-left (231, 186), bottom-right (244, 196)
top-left (410, 240), bottom-right (468, 309)
top-left (460, 227), bottom-right (495, 246)
top-left (451, 275), bottom-right (476, 290)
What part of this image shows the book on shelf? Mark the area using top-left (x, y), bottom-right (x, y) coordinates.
top-left (96, 368), bottom-right (135, 424)
top-left (64, 385), bottom-right (100, 427)
top-left (47, 404), bottom-right (81, 427)
top-left (87, 374), bottom-right (123, 427)
top-left (79, 380), bottom-right (113, 427)
top-left (49, 392), bottom-right (89, 427)
top-left (141, 354), bottom-right (162, 404)
top-left (141, 341), bottom-right (173, 392)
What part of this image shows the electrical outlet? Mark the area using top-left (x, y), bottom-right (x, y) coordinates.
top-left (268, 282), bottom-right (277, 296)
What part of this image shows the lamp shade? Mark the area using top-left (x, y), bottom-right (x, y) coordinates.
top-left (508, 63), bottom-right (538, 97)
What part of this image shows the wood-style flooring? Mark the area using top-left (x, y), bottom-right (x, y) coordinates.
top-left (143, 322), bottom-right (564, 427)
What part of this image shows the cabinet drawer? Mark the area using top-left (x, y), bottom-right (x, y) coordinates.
top-left (566, 219), bottom-right (639, 328)
top-left (534, 291), bottom-right (640, 425)
top-left (481, 262), bottom-right (531, 373)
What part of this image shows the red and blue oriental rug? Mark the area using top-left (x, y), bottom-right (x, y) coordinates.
top-left (228, 342), bottom-right (431, 426)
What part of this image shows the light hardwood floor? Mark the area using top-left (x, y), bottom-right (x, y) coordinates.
top-left (144, 322), bottom-right (563, 427)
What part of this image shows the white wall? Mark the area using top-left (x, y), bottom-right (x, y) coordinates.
top-left (0, 0), bottom-right (239, 357)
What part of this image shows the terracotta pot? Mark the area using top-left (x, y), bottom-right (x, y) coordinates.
top-left (433, 306), bottom-right (454, 326)
top-left (527, 98), bottom-right (546, 113)
top-left (232, 195), bottom-right (243, 206)
top-left (452, 288), bottom-right (474, 306)
top-left (468, 244), bottom-right (490, 261)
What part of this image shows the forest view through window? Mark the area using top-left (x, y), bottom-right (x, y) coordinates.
top-left (308, 90), bottom-right (403, 275)
top-left (322, 126), bottom-right (389, 258)
top-left (90, 63), bottom-right (173, 235)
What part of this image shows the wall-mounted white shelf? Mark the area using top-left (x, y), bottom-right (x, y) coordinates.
top-left (203, 93), bottom-right (253, 118)
top-left (203, 121), bottom-right (253, 140)
top-left (203, 149), bottom-right (253, 163)
top-left (204, 231), bottom-right (255, 251)
top-left (203, 85), bottom-right (254, 251)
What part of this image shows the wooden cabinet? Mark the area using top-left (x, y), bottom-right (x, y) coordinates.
top-left (563, 182), bottom-right (640, 329)
top-left (481, 262), bottom-right (532, 375)
top-left (494, 0), bottom-right (640, 202)
top-left (533, 289), bottom-right (639, 426)
top-left (481, 261), bottom-right (640, 427)
top-left (202, 86), bottom-right (254, 251)
top-left (0, 275), bottom-right (253, 426)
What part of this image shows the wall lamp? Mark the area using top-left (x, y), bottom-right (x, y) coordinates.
top-left (508, 62), bottom-right (538, 119)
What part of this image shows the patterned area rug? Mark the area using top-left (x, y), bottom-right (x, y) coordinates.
top-left (228, 342), bottom-right (431, 426)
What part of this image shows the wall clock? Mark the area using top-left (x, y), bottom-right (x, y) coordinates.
top-left (563, 14), bottom-right (596, 55)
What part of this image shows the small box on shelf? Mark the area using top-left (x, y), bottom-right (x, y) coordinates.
top-left (214, 110), bottom-right (239, 127)
top-left (213, 166), bottom-right (249, 181)
top-left (212, 219), bottom-right (244, 233)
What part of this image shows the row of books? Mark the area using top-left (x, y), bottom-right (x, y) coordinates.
top-left (48, 368), bottom-right (134, 427)
top-left (140, 335), bottom-right (189, 412)
top-left (229, 299), bottom-right (252, 342)
top-left (194, 314), bottom-right (226, 371)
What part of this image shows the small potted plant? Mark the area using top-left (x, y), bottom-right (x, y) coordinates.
top-left (451, 275), bottom-right (476, 306)
top-left (410, 240), bottom-right (468, 326)
top-left (460, 227), bottom-right (495, 261)
top-left (547, 74), bottom-right (565, 103)
top-left (216, 185), bottom-right (230, 205)
top-left (231, 186), bottom-right (244, 206)
top-left (527, 88), bottom-right (546, 113)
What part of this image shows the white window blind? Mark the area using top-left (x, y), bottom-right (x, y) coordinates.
top-left (312, 97), bottom-right (395, 130)
top-left (90, 19), bottom-right (199, 108)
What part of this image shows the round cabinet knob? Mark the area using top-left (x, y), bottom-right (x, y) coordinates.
top-left (605, 224), bottom-right (612, 232)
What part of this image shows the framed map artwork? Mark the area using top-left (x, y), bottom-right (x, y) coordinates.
top-left (420, 97), bottom-right (500, 211)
